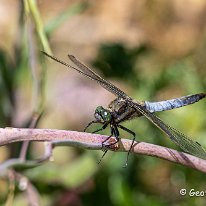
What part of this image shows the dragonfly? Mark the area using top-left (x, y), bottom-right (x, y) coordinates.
top-left (42, 51), bottom-right (206, 165)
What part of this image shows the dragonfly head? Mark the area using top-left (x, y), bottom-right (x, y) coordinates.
top-left (94, 106), bottom-right (112, 123)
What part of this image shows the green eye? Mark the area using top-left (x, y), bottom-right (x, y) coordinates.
top-left (95, 106), bottom-right (104, 113)
top-left (102, 110), bottom-right (111, 121)
top-left (95, 106), bottom-right (112, 122)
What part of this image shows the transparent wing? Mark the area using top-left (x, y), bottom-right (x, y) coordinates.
top-left (42, 52), bottom-right (129, 99)
top-left (68, 55), bottom-right (130, 99)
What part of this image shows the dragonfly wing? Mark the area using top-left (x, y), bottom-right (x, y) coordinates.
top-left (127, 100), bottom-right (206, 159)
top-left (42, 52), bottom-right (129, 99)
top-left (68, 55), bottom-right (130, 99)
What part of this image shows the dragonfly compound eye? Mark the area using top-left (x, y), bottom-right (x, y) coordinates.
top-left (95, 106), bottom-right (112, 122)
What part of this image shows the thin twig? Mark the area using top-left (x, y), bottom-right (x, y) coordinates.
top-left (14, 171), bottom-right (40, 206)
top-left (19, 112), bottom-right (42, 160)
top-left (0, 128), bottom-right (206, 173)
top-left (20, 0), bottom-right (48, 160)
top-left (5, 170), bottom-right (15, 206)
top-left (19, 6), bottom-right (36, 161)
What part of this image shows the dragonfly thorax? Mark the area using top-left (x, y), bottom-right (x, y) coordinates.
top-left (108, 98), bottom-right (143, 123)
top-left (94, 106), bottom-right (112, 123)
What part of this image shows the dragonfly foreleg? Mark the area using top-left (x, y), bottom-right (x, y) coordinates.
top-left (91, 122), bottom-right (109, 134)
top-left (98, 126), bottom-right (117, 164)
top-left (84, 120), bottom-right (99, 132)
top-left (98, 150), bottom-right (108, 164)
top-left (98, 134), bottom-right (113, 165)
top-left (117, 124), bottom-right (136, 167)
top-left (101, 125), bottom-right (119, 149)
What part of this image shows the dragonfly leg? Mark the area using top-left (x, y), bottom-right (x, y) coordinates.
top-left (98, 126), bottom-right (120, 164)
top-left (102, 124), bottom-right (119, 147)
top-left (117, 124), bottom-right (136, 167)
top-left (102, 135), bottom-right (119, 148)
top-left (98, 135), bottom-right (113, 165)
top-left (91, 122), bottom-right (108, 134)
top-left (98, 150), bottom-right (108, 164)
top-left (98, 127), bottom-right (115, 164)
top-left (84, 120), bottom-right (98, 132)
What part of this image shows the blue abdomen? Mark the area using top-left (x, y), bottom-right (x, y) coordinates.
top-left (145, 93), bottom-right (206, 113)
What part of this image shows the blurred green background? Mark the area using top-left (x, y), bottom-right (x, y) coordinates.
top-left (0, 0), bottom-right (206, 205)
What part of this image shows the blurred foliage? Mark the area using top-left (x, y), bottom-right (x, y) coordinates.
top-left (0, 51), bottom-right (15, 127)
top-left (44, 2), bottom-right (88, 36)
top-left (92, 43), bottom-right (148, 87)
top-left (0, 0), bottom-right (206, 206)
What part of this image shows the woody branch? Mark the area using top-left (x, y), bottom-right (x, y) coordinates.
top-left (0, 127), bottom-right (206, 173)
